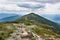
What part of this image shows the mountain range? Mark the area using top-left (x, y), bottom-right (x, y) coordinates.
top-left (0, 13), bottom-right (60, 23)
top-left (0, 13), bottom-right (60, 40)
top-left (13, 13), bottom-right (60, 26)
top-left (0, 13), bottom-right (22, 22)
top-left (0, 15), bottom-right (20, 22)
top-left (0, 13), bottom-right (19, 19)
top-left (9, 13), bottom-right (60, 34)
top-left (39, 14), bottom-right (60, 23)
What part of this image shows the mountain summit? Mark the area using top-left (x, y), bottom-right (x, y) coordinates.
top-left (14, 13), bottom-right (60, 27)
top-left (11, 13), bottom-right (60, 34)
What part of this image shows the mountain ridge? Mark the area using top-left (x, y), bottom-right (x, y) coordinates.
top-left (0, 13), bottom-right (19, 19)
top-left (0, 15), bottom-right (20, 22)
top-left (11, 13), bottom-right (60, 34)
top-left (0, 13), bottom-right (60, 40)
top-left (2, 13), bottom-right (60, 35)
top-left (14, 13), bottom-right (60, 27)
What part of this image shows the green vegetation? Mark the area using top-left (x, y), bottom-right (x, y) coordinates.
top-left (32, 27), bottom-right (55, 35)
top-left (0, 23), bottom-right (16, 40)
top-left (8, 13), bottom-right (60, 36)
top-left (0, 13), bottom-right (60, 40)
top-left (11, 13), bottom-right (60, 34)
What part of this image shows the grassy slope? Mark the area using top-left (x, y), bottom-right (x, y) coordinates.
top-left (0, 23), bottom-right (16, 40)
top-left (12, 13), bottom-right (60, 34)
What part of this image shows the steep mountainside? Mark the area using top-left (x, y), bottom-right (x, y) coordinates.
top-left (11, 13), bottom-right (60, 34)
top-left (13, 13), bottom-right (60, 27)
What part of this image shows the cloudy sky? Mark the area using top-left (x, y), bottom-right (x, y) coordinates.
top-left (0, 0), bottom-right (60, 15)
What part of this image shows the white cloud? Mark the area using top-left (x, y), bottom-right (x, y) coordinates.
top-left (0, 0), bottom-right (60, 15)
top-left (35, 3), bottom-right (60, 14)
top-left (6, 0), bottom-right (60, 3)
top-left (0, 3), bottom-right (29, 14)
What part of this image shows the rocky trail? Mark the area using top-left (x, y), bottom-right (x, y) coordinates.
top-left (6, 24), bottom-right (60, 40)
top-left (7, 24), bottom-right (42, 40)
